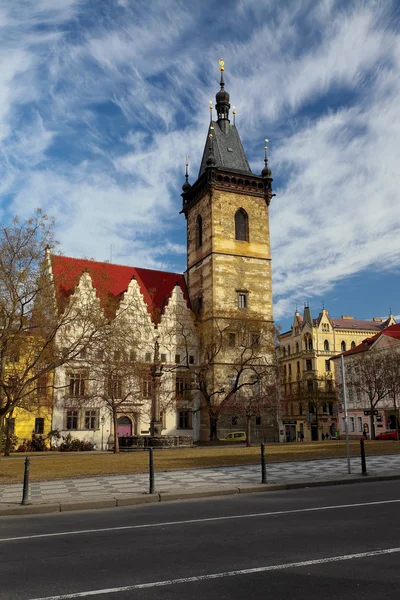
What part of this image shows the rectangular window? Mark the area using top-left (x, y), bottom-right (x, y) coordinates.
top-left (145, 352), bottom-right (151, 362)
top-left (256, 416), bottom-right (261, 425)
top-left (299, 403), bottom-right (303, 416)
top-left (288, 364), bottom-right (292, 377)
top-left (160, 353), bottom-right (167, 363)
top-left (189, 355), bottom-right (195, 364)
top-left (178, 410), bottom-right (192, 429)
top-left (250, 332), bottom-right (260, 347)
top-left (357, 416), bottom-right (363, 432)
top-left (306, 359), bottom-right (312, 371)
top-left (232, 416), bottom-right (238, 426)
top-left (85, 410), bottom-right (97, 430)
top-left (108, 375), bottom-right (122, 399)
top-left (66, 410), bottom-right (78, 430)
top-left (129, 350), bottom-right (136, 362)
top-left (325, 360), bottom-right (331, 372)
top-left (175, 376), bottom-right (185, 397)
top-left (238, 293), bottom-right (247, 309)
top-left (69, 373), bottom-right (86, 398)
top-left (297, 361), bottom-right (300, 373)
top-left (349, 416), bottom-right (355, 432)
top-left (228, 333), bottom-right (236, 347)
top-left (34, 417), bottom-right (45, 435)
top-left (175, 354), bottom-right (181, 364)
top-left (142, 376), bottom-right (152, 399)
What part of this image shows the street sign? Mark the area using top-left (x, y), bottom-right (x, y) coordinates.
top-left (364, 410), bottom-right (379, 416)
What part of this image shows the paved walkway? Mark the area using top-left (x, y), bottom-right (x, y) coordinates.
top-left (1, 454), bottom-right (400, 506)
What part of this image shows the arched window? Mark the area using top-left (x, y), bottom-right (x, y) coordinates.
top-left (287, 345), bottom-right (291, 356)
top-left (235, 208), bottom-right (248, 241)
top-left (296, 342), bottom-right (299, 353)
top-left (195, 215), bottom-right (203, 249)
top-left (324, 340), bottom-right (329, 352)
top-left (341, 341), bottom-right (347, 352)
top-left (351, 341), bottom-right (356, 349)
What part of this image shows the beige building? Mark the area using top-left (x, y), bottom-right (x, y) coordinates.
top-left (278, 305), bottom-right (395, 442)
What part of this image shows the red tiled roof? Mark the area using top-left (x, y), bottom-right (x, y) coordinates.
top-left (50, 255), bottom-right (189, 323)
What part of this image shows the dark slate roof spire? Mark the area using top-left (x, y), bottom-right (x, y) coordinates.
top-left (215, 58), bottom-right (230, 131)
top-left (182, 155), bottom-right (191, 193)
top-left (262, 139), bottom-right (272, 178)
top-left (198, 59), bottom-right (251, 177)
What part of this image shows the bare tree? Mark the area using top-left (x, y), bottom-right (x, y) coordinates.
top-left (0, 211), bottom-right (110, 454)
top-left (345, 351), bottom-right (389, 439)
top-left (182, 315), bottom-right (275, 441)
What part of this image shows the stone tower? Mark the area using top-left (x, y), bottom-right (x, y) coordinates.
top-left (181, 60), bottom-right (275, 439)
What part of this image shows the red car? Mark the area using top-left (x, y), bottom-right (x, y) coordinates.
top-left (376, 430), bottom-right (400, 440)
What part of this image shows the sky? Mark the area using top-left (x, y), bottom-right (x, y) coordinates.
top-left (0, 0), bottom-right (399, 332)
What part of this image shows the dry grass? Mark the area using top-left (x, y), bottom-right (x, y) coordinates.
top-left (0, 441), bottom-right (399, 485)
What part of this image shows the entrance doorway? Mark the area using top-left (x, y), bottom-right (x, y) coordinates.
top-left (311, 424), bottom-right (318, 441)
top-left (285, 424), bottom-right (296, 442)
top-left (117, 416), bottom-right (132, 437)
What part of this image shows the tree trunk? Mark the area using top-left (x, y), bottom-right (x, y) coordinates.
top-left (113, 408), bottom-right (119, 453)
top-left (209, 415), bottom-right (218, 441)
top-left (0, 414), bottom-right (5, 455)
top-left (246, 415), bottom-right (251, 447)
top-left (370, 404), bottom-right (375, 440)
top-left (315, 409), bottom-right (319, 441)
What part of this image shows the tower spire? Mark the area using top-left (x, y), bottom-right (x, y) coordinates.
top-left (215, 58), bottom-right (230, 133)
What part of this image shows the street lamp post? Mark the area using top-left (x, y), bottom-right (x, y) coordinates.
top-left (150, 340), bottom-right (163, 437)
top-left (101, 415), bottom-right (106, 451)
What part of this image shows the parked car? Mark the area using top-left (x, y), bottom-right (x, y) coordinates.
top-left (376, 430), bottom-right (400, 440)
top-left (219, 431), bottom-right (247, 442)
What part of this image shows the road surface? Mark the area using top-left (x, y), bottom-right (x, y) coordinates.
top-left (1, 480), bottom-right (400, 599)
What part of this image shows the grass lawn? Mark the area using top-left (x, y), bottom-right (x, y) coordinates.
top-left (0, 441), bottom-right (400, 485)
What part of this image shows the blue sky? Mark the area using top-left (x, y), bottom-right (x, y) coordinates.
top-left (1, 0), bottom-right (399, 332)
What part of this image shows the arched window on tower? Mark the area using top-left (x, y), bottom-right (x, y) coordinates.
top-left (341, 341), bottom-right (347, 352)
top-left (235, 209), bottom-right (249, 241)
top-left (324, 340), bottom-right (329, 352)
top-left (196, 215), bottom-right (203, 249)
top-left (351, 341), bottom-right (356, 349)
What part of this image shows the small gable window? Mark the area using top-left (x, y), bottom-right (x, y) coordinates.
top-left (196, 215), bottom-right (203, 249)
top-left (235, 209), bottom-right (248, 241)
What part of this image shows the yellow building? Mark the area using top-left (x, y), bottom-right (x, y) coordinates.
top-left (278, 305), bottom-right (396, 442)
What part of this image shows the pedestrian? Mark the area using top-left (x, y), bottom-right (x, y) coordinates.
top-left (362, 428), bottom-right (367, 440)
top-left (300, 431), bottom-right (304, 442)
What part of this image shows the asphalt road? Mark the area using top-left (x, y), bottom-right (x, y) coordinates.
top-left (1, 480), bottom-right (400, 600)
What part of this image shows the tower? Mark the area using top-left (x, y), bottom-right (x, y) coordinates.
top-left (181, 60), bottom-right (275, 439)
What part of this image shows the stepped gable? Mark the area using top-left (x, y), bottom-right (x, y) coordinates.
top-left (50, 255), bottom-right (189, 323)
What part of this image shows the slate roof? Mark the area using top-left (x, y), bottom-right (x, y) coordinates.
top-left (198, 121), bottom-right (252, 177)
top-left (50, 255), bottom-right (189, 323)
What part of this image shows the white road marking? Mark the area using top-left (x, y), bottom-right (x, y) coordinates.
top-left (1, 497), bottom-right (400, 543)
top-left (27, 546), bottom-right (400, 599)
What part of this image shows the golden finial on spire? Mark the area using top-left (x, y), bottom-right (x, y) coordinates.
top-left (219, 58), bottom-right (225, 72)
top-left (232, 105), bottom-right (236, 126)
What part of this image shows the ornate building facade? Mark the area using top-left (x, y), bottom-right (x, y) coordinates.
top-left (278, 305), bottom-right (395, 442)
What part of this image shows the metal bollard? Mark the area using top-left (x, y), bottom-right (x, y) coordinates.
top-left (360, 438), bottom-right (367, 476)
top-left (261, 443), bottom-right (267, 484)
top-left (149, 447), bottom-right (155, 494)
top-left (21, 457), bottom-right (31, 505)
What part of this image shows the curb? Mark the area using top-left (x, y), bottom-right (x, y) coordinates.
top-left (1, 473), bottom-right (400, 517)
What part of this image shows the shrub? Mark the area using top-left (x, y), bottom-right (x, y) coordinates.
top-left (16, 434), bottom-right (47, 452)
top-left (58, 433), bottom-right (94, 452)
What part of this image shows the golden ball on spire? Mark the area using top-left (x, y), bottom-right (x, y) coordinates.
top-left (219, 58), bottom-right (225, 72)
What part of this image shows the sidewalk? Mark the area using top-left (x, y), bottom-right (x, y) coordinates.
top-left (1, 454), bottom-right (400, 516)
